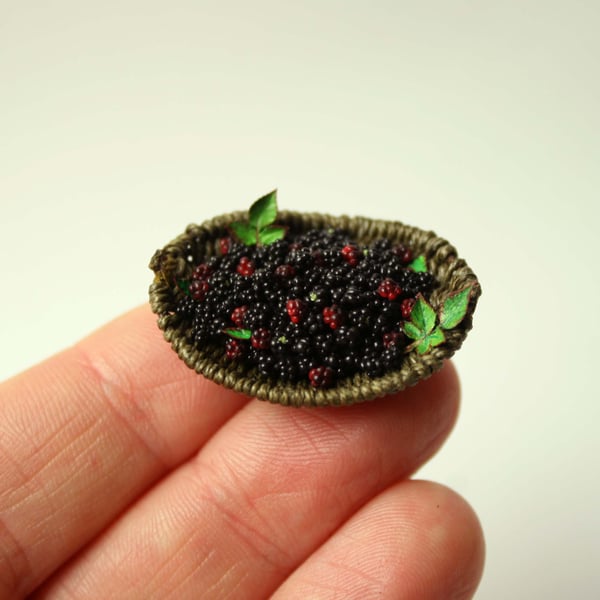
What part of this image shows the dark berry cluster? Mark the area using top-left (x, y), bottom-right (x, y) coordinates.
top-left (175, 229), bottom-right (437, 388)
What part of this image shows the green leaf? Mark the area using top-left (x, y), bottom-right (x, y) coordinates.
top-left (409, 255), bottom-right (427, 273)
top-left (416, 338), bottom-right (431, 354)
top-left (177, 279), bottom-right (191, 296)
top-left (414, 327), bottom-right (446, 354)
top-left (439, 286), bottom-right (472, 330)
top-left (223, 328), bottom-right (252, 340)
top-left (258, 225), bottom-right (286, 245)
top-left (426, 326), bottom-right (446, 348)
top-left (230, 221), bottom-right (257, 245)
top-left (403, 321), bottom-right (423, 340)
top-left (410, 295), bottom-right (436, 335)
top-left (249, 189), bottom-right (278, 230)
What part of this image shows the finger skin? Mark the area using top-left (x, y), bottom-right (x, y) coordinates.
top-left (0, 306), bottom-right (248, 599)
top-left (272, 480), bottom-right (485, 600)
top-left (35, 363), bottom-right (460, 599)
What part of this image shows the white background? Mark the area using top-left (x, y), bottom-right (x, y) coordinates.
top-left (1, 1), bottom-right (599, 598)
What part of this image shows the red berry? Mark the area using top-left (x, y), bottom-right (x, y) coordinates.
top-left (251, 328), bottom-right (271, 350)
top-left (225, 338), bottom-right (243, 359)
top-left (286, 299), bottom-right (306, 324)
top-left (401, 298), bottom-right (416, 319)
top-left (392, 244), bottom-right (413, 265)
top-left (275, 264), bottom-right (296, 279)
top-left (383, 331), bottom-right (402, 348)
top-left (237, 256), bottom-right (255, 277)
top-left (219, 237), bottom-right (231, 255)
top-left (378, 278), bottom-right (402, 300)
top-left (308, 366), bottom-right (334, 388)
top-left (322, 305), bottom-right (344, 330)
top-left (341, 244), bottom-right (361, 267)
top-left (189, 279), bottom-right (210, 301)
top-left (312, 250), bottom-right (325, 266)
top-left (191, 263), bottom-right (213, 280)
top-left (231, 305), bottom-right (248, 327)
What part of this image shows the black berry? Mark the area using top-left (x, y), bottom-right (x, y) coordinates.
top-left (178, 226), bottom-right (438, 389)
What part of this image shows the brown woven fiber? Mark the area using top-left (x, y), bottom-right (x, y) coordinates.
top-left (149, 211), bottom-right (481, 407)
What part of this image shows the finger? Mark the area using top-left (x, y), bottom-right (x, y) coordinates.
top-left (272, 480), bottom-right (485, 600)
top-left (0, 306), bottom-right (248, 599)
top-left (35, 363), bottom-right (460, 599)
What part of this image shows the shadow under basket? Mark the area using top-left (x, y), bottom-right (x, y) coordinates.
top-left (149, 210), bottom-right (481, 407)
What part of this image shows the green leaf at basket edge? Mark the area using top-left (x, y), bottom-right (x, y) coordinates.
top-left (177, 279), bottom-right (191, 296)
top-left (426, 326), bottom-right (446, 348)
top-left (409, 255), bottom-right (427, 273)
top-left (258, 225), bottom-right (286, 245)
top-left (249, 189), bottom-right (278, 230)
top-left (410, 295), bottom-right (437, 335)
top-left (416, 338), bottom-right (431, 354)
top-left (414, 327), bottom-right (446, 354)
top-left (230, 221), bottom-right (257, 245)
top-left (403, 321), bottom-right (423, 340)
top-left (223, 328), bottom-right (252, 340)
top-left (439, 286), bottom-right (472, 330)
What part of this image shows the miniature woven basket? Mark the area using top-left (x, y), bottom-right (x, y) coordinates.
top-left (149, 211), bottom-right (481, 407)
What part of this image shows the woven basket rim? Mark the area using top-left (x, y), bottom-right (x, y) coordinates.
top-left (149, 210), bottom-right (481, 407)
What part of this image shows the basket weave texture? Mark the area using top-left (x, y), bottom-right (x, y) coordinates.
top-left (149, 211), bottom-right (481, 407)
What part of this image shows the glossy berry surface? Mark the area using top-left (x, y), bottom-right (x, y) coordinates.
top-left (237, 257), bottom-right (255, 277)
top-left (189, 279), bottom-right (210, 301)
top-left (308, 366), bottom-right (334, 388)
top-left (219, 237), bottom-right (231, 255)
top-left (383, 331), bottom-right (403, 348)
top-left (392, 244), bottom-right (413, 265)
top-left (286, 299), bottom-right (306, 324)
top-left (275, 264), bottom-right (296, 279)
top-left (378, 278), bottom-right (402, 300)
top-left (251, 328), bottom-right (271, 350)
top-left (401, 297), bottom-right (416, 319)
top-left (322, 305), bottom-right (344, 330)
top-left (192, 263), bottom-right (213, 280)
top-left (231, 306), bottom-right (248, 327)
top-left (175, 226), bottom-right (438, 389)
top-left (225, 339), bottom-right (243, 359)
top-left (341, 244), bottom-right (361, 267)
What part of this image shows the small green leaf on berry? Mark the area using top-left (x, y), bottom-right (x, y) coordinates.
top-left (409, 255), bottom-right (427, 273)
top-left (258, 225), bottom-right (286, 245)
top-left (410, 295), bottom-right (436, 335)
top-left (439, 286), bottom-right (472, 330)
top-left (230, 221), bottom-right (257, 245)
top-left (249, 189), bottom-right (278, 230)
top-left (177, 279), bottom-right (191, 296)
top-left (223, 328), bottom-right (252, 340)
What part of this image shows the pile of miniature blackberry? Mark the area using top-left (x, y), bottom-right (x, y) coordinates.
top-left (175, 228), bottom-right (437, 388)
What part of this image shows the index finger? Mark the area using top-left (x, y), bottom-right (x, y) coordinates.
top-left (0, 305), bottom-right (249, 599)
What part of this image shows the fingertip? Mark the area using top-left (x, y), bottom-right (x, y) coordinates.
top-left (272, 479), bottom-right (484, 600)
top-left (405, 480), bottom-right (485, 600)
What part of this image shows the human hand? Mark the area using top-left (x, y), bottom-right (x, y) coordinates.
top-left (0, 306), bottom-right (484, 599)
